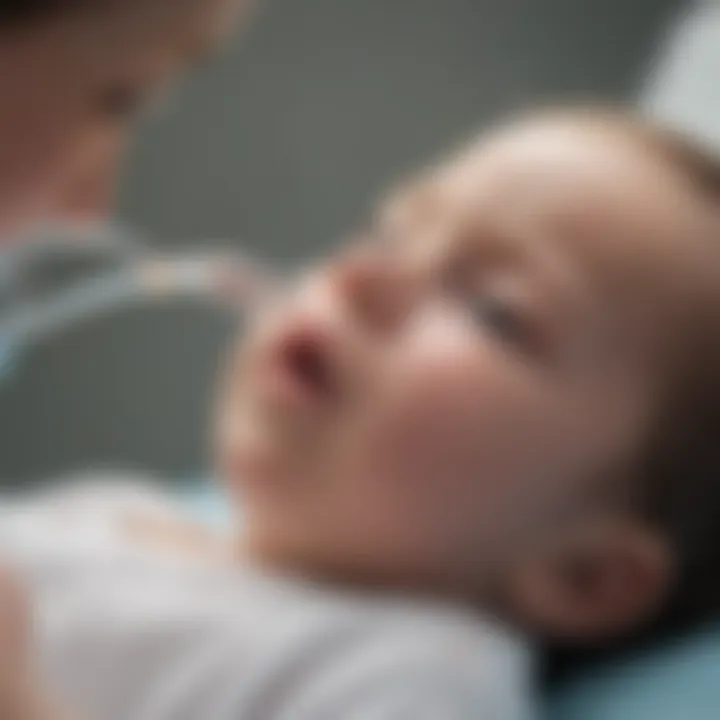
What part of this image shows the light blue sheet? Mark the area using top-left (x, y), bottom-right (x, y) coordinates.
top-left (176, 481), bottom-right (232, 529)
top-left (547, 627), bottom-right (720, 720)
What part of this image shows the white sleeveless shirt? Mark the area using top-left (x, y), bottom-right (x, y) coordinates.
top-left (0, 480), bottom-right (535, 720)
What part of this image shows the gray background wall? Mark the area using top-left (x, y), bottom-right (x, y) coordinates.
top-left (0, 0), bottom-right (682, 484)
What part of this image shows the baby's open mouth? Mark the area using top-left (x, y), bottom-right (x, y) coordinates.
top-left (274, 327), bottom-right (338, 405)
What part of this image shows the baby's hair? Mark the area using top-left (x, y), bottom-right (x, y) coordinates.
top-left (547, 105), bottom-right (720, 677)
top-left (634, 119), bottom-right (720, 636)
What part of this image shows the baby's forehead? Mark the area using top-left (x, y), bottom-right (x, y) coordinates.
top-left (429, 121), bottom-right (679, 220)
top-left (387, 120), bottom-right (708, 284)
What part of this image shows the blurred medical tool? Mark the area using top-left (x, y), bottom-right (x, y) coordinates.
top-left (0, 224), bottom-right (278, 380)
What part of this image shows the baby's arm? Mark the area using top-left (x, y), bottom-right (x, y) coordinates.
top-left (3, 694), bottom-right (67, 720)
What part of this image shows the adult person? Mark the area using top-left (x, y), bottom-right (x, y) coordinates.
top-left (0, 0), bottom-right (247, 240)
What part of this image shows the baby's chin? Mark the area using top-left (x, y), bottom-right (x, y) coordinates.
top-left (216, 429), bottom-right (321, 532)
top-left (217, 442), bottom-right (282, 504)
top-left (216, 405), bottom-right (285, 491)
top-left (217, 401), bottom-right (340, 511)
top-left (242, 529), bottom-right (470, 601)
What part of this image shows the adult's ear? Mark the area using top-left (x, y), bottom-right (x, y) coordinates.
top-left (502, 521), bottom-right (674, 644)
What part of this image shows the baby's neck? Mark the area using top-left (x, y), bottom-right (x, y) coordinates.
top-left (236, 535), bottom-right (488, 611)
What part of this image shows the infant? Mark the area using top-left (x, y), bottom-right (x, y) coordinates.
top-left (2, 106), bottom-right (720, 719)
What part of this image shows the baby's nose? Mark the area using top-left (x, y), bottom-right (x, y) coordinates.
top-left (330, 244), bottom-right (422, 335)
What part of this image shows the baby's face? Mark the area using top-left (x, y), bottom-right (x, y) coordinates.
top-left (217, 118), bottom-right (709, 606)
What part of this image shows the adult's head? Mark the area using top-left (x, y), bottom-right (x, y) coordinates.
top-left (0, 0), bottom-right (248, 239)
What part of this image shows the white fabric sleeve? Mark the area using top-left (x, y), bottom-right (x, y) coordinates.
top-left (269, 618), bottom-right (536, 720)
top-left (294, 661), bottom-right (535, 720)
top-left (292, 671), bottom-right (536, 720)
top-left (148, 613), bottom-right (536, 720)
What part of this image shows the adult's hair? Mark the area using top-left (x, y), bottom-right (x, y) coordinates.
top-left (0, 0), bottom-right (93, 26)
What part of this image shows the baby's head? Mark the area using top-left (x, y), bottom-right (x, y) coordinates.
top-left (217, 107), bottom-right (720, 649)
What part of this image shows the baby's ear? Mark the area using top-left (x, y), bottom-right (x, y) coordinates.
top-left (503, 521), bottom-right (674, 644)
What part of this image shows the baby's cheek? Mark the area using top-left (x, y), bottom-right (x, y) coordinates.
top-left (353, 354), bottom-right (495, 523)
top-left (357, 347), bottom-right (569, 549)
top-left (376, 338), bottom-right (521, 454)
